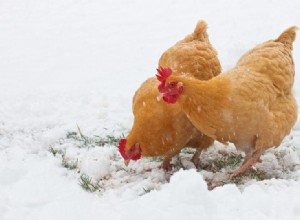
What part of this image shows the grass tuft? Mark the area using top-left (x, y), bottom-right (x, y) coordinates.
top-left (79, 174), bottom-right (102, 192)
top-left (49, 145), bottom-right (65, 157)
top-left (212, 153), bottom-right (243, 170)
top-left (49, 146), bottom-right (78, 170)
top-left (200, 152), bottom-right (243, 172)
top-left (142, 187), bottom-right (152, 195)
top-left (231, 170), bottom-right (267, 184)
top-left (66, 125), bottom-right (125, 148)
top-left (95, 134), bottom-right (123, 146)
top-left (62, 158), bottom-right (78, 170)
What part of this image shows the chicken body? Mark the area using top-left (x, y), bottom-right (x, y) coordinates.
top-left (162, 26), bottom-right (298, 176)
top-left (124, 20), bottom-right (221, 169)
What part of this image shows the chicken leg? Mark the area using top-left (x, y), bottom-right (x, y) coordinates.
top-left (191, 148), bottom-right (203, 167)
top-left (230, 150), bottom-right (262, 178)
top-left (187, 134), bottom-right (213, 167)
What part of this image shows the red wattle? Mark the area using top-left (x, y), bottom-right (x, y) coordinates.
top-left (118, 138), bottom-right (129, 160)
top-left (163, 95), bottom-right (178, 104)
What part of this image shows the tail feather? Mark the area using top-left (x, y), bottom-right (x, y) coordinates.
top-left (275, 26), bottom-right (299, 50)
top-left (193, 20), bottom-right (209, 42)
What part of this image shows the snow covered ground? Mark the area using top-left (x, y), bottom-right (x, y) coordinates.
top-left (1, 0), bottom-right (300, 219)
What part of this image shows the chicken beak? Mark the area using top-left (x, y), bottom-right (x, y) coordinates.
top-left (157, 92), bottom-right (164, 101)
top-left (124, 159), bottom-right (130, 166)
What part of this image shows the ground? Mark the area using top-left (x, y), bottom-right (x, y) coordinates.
top-left (0, 0), bottom-right (300, 220)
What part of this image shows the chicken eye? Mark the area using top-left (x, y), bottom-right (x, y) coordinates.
top-left (170, 82), bottom-right (176, 88)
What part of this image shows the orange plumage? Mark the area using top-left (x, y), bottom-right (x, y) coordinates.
top-left (160, 26), bottom-right (298, 177)
top-left (119, 20), bottom-right (221, 169)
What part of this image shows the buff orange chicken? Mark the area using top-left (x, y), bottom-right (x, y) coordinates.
top-left (119, 20), bottom-right (221, 170)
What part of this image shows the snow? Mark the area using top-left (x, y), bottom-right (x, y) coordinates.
top-left (1, 0), bottom-right (300, 219)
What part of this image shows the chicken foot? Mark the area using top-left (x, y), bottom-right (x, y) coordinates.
top-left (230, 150), bottom-right (262, 179)
top-left (160, 148), bottom-right (203, 171)
top-left (160, 158), bottom-right (174, 171)
top-left (159, 149), bottom-right (182, 171)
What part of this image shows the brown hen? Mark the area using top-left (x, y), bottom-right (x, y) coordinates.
top-left (119, 20), bottom-right (221, 170)
top-left (159, 26), bottom-right (298, 177)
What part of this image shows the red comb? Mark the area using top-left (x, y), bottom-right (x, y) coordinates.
top-left (156, 67), bottom-right (172, 82)
top-left (118, 138), bottom-right (128, 160)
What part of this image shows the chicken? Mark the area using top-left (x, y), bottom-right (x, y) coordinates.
top-left (158, 26), bottom-right (298, 177)
top-left (119, 20), bottom-right (221, 170)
